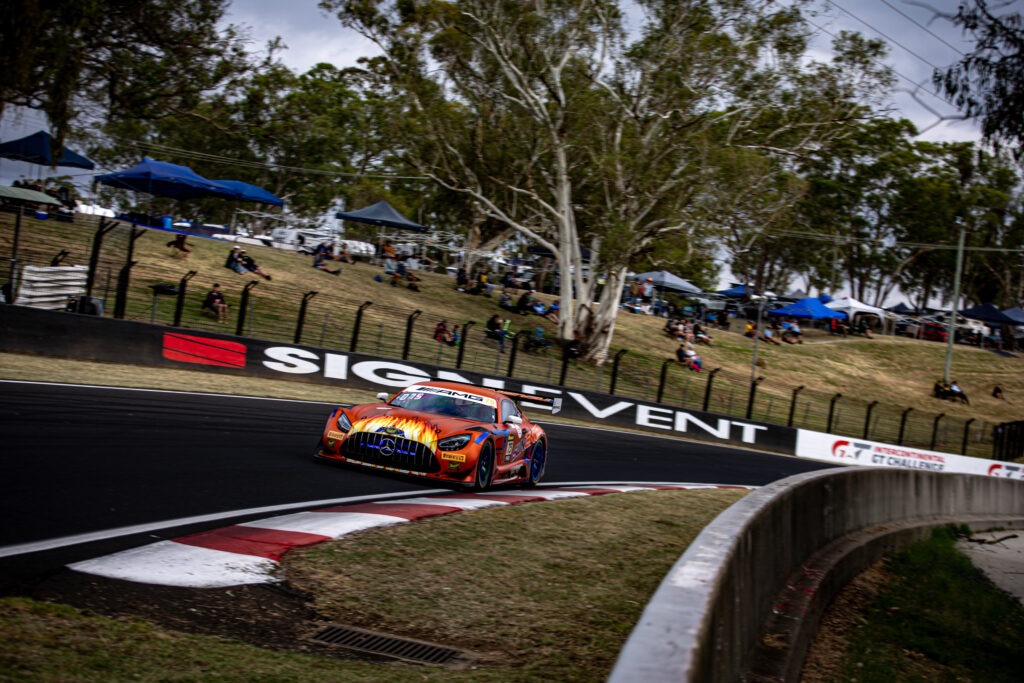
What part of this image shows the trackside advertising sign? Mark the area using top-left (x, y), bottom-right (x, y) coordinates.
top-left (796, 429), bottom-right (1024, 480)
top-left (0, 305), bottom-right (797, 452)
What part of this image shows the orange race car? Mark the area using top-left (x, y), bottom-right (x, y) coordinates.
top-left (314, 380), bottom-right (560, 490)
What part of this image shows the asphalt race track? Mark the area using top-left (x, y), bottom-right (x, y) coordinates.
top-left (0, 380), bottom-right (833, 586)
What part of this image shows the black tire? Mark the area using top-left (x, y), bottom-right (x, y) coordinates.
top-left (474, 442), bottom-right (495, 491)
top-left (524, 440), bottom-right (547, 487)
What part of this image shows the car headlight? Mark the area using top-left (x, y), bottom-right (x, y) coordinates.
top-left (336, 412), bottom-right (352, 432)
top-left (438, 434), bottom-right (472, 451)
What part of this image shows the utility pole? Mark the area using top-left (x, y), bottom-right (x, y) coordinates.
top-left (943, 225), bottom-right (966, 383)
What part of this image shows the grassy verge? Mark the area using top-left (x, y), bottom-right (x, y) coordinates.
top-left (837, 527), bottom-right (1024, 682)
top-left (0, 489), bottom-right (747, 682)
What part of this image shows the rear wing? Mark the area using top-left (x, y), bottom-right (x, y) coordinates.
top-left (498, 391), bottom-right (563, 415)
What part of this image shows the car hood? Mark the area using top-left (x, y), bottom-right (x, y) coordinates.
top-left (346, 406), bottom-right (487, 451)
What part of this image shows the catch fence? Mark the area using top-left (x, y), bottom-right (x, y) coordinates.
top-left (0, 210), bottom-right (1003, 459)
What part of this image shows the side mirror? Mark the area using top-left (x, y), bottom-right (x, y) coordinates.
top-left (505, 415), bottom-right (523, 425)
top-left (376, 392), bottom-right (389, 402)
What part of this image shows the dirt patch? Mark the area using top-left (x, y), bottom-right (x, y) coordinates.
top-left (25, 570), bottom-right (346, 659)
top-left (800, 560), bottom-right (889, 682)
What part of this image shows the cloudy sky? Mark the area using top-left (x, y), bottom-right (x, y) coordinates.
top-left (0, 1), bottom-right (992, 187)
top-left (224, 0), bottom-right (987, 142)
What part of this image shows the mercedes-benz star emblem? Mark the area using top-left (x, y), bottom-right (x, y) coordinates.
top-left (379, 438), bottom-right (396, 457)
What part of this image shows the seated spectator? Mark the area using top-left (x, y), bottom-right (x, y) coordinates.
top-left (338, 243), bottom-right (354, 264)
top-left (675, 342), bottom-right (695, 364)
top-left (759, 325), bottom-right (782, 345)
top-left (456, 265), bottom-right (469, 290)
top-left (688, 351), bottom-right (703, 372)
top-left (693, 322), bottom-right (714, 346)
top-left (545, 300), bottom-right (560, 323)
top-left (166, 233), bottom-right (192, 256)
top-left (992, 384), bottom-right (1005, 400)
top-left (516, 291), bottom-right (534, 315)
top-left (485, 314), bottom-right (510, 352)
top-left (201, 283), bottom-right (229, 323)
top-left (744, 321), bottom-right (757, 338)
top-left (498, 288), bottom-right (515, 312)
top-left (382, 240), bottom-right (397, 260)
top-left (225, 246), bottom-right (247, 274)
top-left (313, 251), bottom-right (341, 275)
top-left (782, 320), bottom-right (803, 344)
top-left (855, 319), bottom-right (874, 339)
top-left (240, 250), bottom-right (271, 280)
top-left (434, 320), bottom-right (453, 344)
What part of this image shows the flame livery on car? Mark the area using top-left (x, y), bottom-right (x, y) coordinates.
top-left (314, 381), bottom-right (560, 490)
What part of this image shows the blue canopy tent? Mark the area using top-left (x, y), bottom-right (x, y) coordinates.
top-left (633, 270), bottom-right (701, 294)
top-left (0, 130), bottom-right (95, 169)
top-left (768, 297), bottom-right (847, 319)
top-left (718, 284), bottom-right (750, 298)
top-left (335, 200), bottom-right (427, 232)
top-left (1002, 307), bottom-right (1024, 324)
top-left (212, 179), bottom-right (284, 206)
top-left (958, 303), bottom-right (1020, 326)
top-left (96, 157), bottom-right (235, 200)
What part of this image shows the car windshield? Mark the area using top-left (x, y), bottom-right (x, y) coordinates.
top-left (390, 386), bottom-right (497, 423)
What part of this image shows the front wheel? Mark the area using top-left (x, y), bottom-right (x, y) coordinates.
top-left (524, 440), bottom-right (546, 487)
top-left (473, 442), bottom-right (495, 491)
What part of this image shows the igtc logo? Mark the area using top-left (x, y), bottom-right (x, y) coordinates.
top-left (831, 440), bottom-right (870, 460)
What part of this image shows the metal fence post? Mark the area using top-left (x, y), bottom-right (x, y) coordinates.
top-left (863, 400), bottom-right (878, 439)
top-left (456, 321), bottom-right (474, 368)
top-left (113, 260), bottom-right (137, 319)
top-left (349, 301), bottom-right (372, 352)
top-left (294, 290), bottom-right (318, 344)
top-left (506, 332), bottom-right (519, 377)
top-left (961, 418), bottom-right (975, 455)
top-left (609, 349), bottom-right (627, 395)
top-left (827, 393), bottom-right (843, 433)
top-left (235, 280), bottom-right (259, 337)
top-left (403, 310), bottom-right (422, 360)
top-left (657, 360), bottom-right (672, 404)
top-left (930, 413), bottom-right (945, 450)
top-left (746, 376), bottom-right (764, 420)
top-left (898, 407), bottom-right (913, 445)
top-left (787, 386), bottom-right (804, 427)
top-left (172, 270), bottom-right (197, 327)
top-left (703, 368), bottom-right (721, 412)
top-left (83, 218), bottom-right (117, 308)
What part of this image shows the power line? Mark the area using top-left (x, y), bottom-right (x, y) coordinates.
top-left (878, 0), bottom-right (966, 56)
top-left (824, 0), bottom-right (946, 71)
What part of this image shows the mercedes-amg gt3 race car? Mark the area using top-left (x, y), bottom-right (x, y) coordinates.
top-left (314, 381), bottom-right (560, 490)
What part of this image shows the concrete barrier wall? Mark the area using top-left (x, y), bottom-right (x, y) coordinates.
top-left (608, 468), bottom-right (1024, 682)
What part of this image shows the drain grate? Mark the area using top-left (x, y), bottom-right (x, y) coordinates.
top-left (310, 624), bottom-right (465, 665)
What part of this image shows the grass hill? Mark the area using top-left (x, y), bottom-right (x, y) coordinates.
top-left (1, 211), bottom-right (1020, 458)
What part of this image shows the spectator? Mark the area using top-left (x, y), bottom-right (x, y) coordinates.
top-left (240, 250), bottom-right (271, 280)
top-left (338, 243), bottom-right (354, 264)
top-left (382, 240), bottom-right (397, 260)
top-left (456, 265), bottom-right (469, 290)
top-left (485, 314), bottom-right (510, 352)
top-left (202, 283), bottom-right (229, 323)
top-left (856, 319), bottom-right (874, 339)
top-left (545, 300), bottom-right (560, 323)
top-left (498, 288), bottom-right (515, 312)
top-left (992, 384), bottom-right (1005, 400)
top-left (693, 322), bottom-right (714, 346)
top-left (759, 325), bottom-right (782, 345)
top-left (313, 250), bottom-right (341, 275)
top-left (224, 246), bottom-right (247, 274)
top-left (628, 279), bottom-right (641, 303)
top-left (166, 233), bottom-right (191, 256)
top-left (783, 320), bottom-right (803, 344)
top-left (744, 321), bottom-right (757, 338)
top-left (433, 320), bottom-right (454, 344)
top-left (516, 290), bottom-right (533, 315)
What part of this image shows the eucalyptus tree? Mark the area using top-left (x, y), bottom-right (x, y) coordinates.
top-left (934, 0), bottom-right (1024, 157)
top-left (96, 60), bottom-right (374, 224)
top-left (0, 0), bottom-right (250, 147)
top-left (323, 0), bottom-right (893, 362)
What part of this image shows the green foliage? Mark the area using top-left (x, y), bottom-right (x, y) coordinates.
top-left (841, 526), bottom-right (1024, 682)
